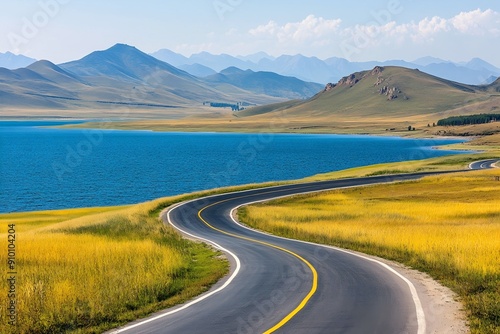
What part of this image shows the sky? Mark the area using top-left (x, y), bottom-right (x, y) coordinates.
top-left (1, 0), bottom-right (500, 66)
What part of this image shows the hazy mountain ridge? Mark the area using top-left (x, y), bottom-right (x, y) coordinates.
top-left (0, 52), bottom-right (37, 70)
top-left (3, 48), bottom-right (498, 86)
top-left (151, 49), bottom-right (500, 85)
top-left (203, 67), bottom-right (323, 99)
top-left (0, 44), bottom-right (324, 111)
top-left (2, 44), bottom-right (498, 116)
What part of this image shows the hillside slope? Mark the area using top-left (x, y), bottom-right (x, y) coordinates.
top-left (0, 44), bottom-right (285, 112)
top-left (241, 66), bottom-right (498, 119)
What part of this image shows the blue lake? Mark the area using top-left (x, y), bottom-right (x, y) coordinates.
top-left (0, 121), bottom-right (467, 213)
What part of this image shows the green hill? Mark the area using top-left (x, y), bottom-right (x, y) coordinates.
top-left (241, 66), bottom-right (498, 119)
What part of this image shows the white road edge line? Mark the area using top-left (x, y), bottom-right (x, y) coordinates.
top-left (228, 184), bottom-right (427, 334)
top-left (108, 201), bottom-right (242, 334)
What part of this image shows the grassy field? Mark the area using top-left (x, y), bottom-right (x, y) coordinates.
top-left (301, 150), bottom-right (500, 181)
top-left (61, 113), bottom-right (500, 139)
top-left (0, 196), bottom-right (229, 334)
top-left (239, 169), bottom-right (500, 333)
top-left (1, 132), bottom-right (498, 333)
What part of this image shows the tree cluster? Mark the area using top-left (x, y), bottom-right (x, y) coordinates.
top-left (207, 102), bottom-right (241, 111)
top-left (437, 114), bottom-right (500, 126)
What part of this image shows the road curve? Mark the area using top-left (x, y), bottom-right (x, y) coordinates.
top-left (110, 160), bottom-right (497, 334)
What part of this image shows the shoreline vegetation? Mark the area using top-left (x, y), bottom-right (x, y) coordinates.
top-left (46, 106), bottom-right (500, 139)
top-left (0, 131), bottom-right (499, 333)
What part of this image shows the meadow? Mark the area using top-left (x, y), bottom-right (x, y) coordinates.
top-left (0, 195), bottom-right (229, 334)
top-left (239, 169), bottom-right (500, 333)
top-left (0, 141), bottom-right (498, 333)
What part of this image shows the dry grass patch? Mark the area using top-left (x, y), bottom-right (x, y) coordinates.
top-left (0, 198), bottom-right (228, 334)
top-left (240, 169), bottom-right (500, 333)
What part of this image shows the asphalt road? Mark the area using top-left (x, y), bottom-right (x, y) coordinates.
top-left (111, 161), bottom-right (497, 334)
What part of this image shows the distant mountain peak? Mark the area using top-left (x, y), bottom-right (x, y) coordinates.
top-left (60, 43), bottom-right (192, 81)
top-left (465, 58), bottom-right (500, 73)
top-left (149, 49), bottom-right (189, 67)
top-left (236, 51), bottom-right (274, 63)
top-left (109, 43), bottom-right (136, 50)
top-left (79, 43), bottom-right (144, 61)
top-left (220, 66), bottom-right (247, 75)
top-left (412, 56), bottom-right (449, 66)
top-left (0, 52), bottom-right (37, 69)
top-left (27, 60), bottom-right (63, 73)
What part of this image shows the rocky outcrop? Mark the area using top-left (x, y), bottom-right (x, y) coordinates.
top-left (369, 67), bottom-right (407, 100)
top-left (379, 85), bottom-right (402, 100)
top-left (337, 74), bottom-right (359, 87)
top-left (324, 82), bottom-right (336, 92)
top-left (324, 66), bottom-right (408, 101)
top-left (374, 76), bottom-right (385, 86)
top-left (370, 66), bottom-right (384, 76)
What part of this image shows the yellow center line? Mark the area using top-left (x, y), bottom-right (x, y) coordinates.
top-left (196, 187), bottom-right (318, 333)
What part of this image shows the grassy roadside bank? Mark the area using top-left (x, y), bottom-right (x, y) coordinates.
top-left (239, 168), bottom-right (500, 333)
top-left (0, 195), bottom-right (230, 333)
top-left (1, 148), bottom-right (498, 333)
top-left (0, 181), bottom-right (296, 334)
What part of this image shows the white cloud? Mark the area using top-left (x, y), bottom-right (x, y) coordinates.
top-left (175, 9), bottom-right (499, 61)
top-left (417, 16), bottom-right (449, 36)
top-left (249, 20), bottom-right (279, 37)
top-left (451, 8), bottom-right (500, 35)
top-left (250, 15), bottom-right (342, 42)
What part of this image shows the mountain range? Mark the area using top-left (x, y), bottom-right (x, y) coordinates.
top-left (2, 47), bottom-right (498, 92)
top-left (151, 49), bottom-right (500, 85)
top-left (0, 44), bottom-right (324, 111)
top-left (1, 44), bottom-right (498, 122)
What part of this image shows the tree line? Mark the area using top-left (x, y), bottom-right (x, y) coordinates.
top-left (437, 114), bottom-right (500, 126)
top-left (204, 102), bottom-right (241, 111)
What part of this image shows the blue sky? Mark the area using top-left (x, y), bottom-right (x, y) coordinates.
top-left (1, 0), bottom-right (499, 66)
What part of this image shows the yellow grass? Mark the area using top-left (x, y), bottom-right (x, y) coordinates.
top-left (0, 206), bottom-right (128, 232)
top-left (302, 152), bottom-right (500, 181)
top-left (62, 114), bottom-right (434, 135)
top-left (0, 197), bottom-right (228, 333)
top-left (240, 169), bottom-right (500, 333)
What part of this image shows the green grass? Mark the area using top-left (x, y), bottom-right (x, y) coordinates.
top-left (253, 66), bottom-right (494, 119)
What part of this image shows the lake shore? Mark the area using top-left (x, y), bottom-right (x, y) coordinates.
top-left (0, 119), bottom-right (500, 329)
top-left (2, 154), bottom-right (499, 333)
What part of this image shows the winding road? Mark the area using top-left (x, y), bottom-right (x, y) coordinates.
top-left (111, 160), bottom-right (498, 334)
